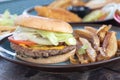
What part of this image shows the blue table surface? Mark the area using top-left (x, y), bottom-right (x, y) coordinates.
top-left (0, 0), bottom-right (54, 15)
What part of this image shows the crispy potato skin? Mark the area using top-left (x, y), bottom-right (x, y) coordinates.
top-left (97, 25), bottom-right (111, 43)
top-left (117, 40), bottom-right (120, 50)
top-left (103, 32), bottom-right (117, 58)
top-left (0, 26), bottom-right (15, 35)
top-left (72, 25), bottom-right (118, 64)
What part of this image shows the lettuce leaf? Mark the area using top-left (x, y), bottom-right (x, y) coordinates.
top-left (14, 27), bottom-right (76, 45)
top-left (78, 44), bottom-right (88, 55)
top-left (0, 10), bottom-right (17, 26)
top-left (13, 32), bottom-right (53, 45)
top-left (55, 32), bottom-right (76, 45)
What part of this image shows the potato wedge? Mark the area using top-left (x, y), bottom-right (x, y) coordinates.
top-left (117, 40), bottom-right (120, 50)
top-left (79, 37), bottom-right (97, 62)
top-left (35, 6), bottom-right (82, 22)
top-left (76, 53), bottom-right (89, 64)
top-left (74, 29), bottom-right (100, 50)
top-left (69, 55), bottom-right (79, 64)
top-left (85, 26), bottom-right (97, 34)
top-left (97, 25), bottom-right (111, 43)
top-left (0, 26), bottom-right (15, 35)
top-left (48, 0), bottom-right (71, 9)
top-left (75, 39), bottom-right (89, 64)
top-left (102, 31), bottom-right (117, 58)
top-left (97, 47), bottom-right (106, 61)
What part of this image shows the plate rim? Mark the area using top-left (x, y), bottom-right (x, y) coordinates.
top-left (0, 24), bottom-right (120, 72)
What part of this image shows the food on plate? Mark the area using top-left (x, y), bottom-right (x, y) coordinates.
top-left (84, 26), bottom-right (97, 34)
top-left (0, 26), bottom-right (15, 35)
top-left (79, 37), bottom-right (97, 62)
top-left (83, 3), bottom-right (120, 22)
top-left (48, 0), bottom-right (71, 9)
top-left (48, 0), bottom-right (85, 9)
top-left (102, 31), bottom-right (117, 58)
top-left (34, 6), bottom-right (82, 22)
top-left (114, 9), bottom-right (120, 24)
top-left (8, 15), bottom-right (76, 64)
top-left (74, 29), bottom-right (100, 51)
top-left (0, 10), bottom-right (17, 35)
top-left (101, 3), bottom-right (120, 20)
top-left (85, 0), bottom-right (120, 9)
top-left (117, 40), bottom-right (120, 49)
top-left (83, 10), bottom-right (108, 22)
top-left (97, 25), bottom-right (111, 43)
top-left (70, 25), bottom-right (118, 64)
top-left (33, 0), bottom-right (120, 23)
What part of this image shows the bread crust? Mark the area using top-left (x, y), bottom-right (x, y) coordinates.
top-left (15, 15), bottom-right (73, 33)
top-left (16, 49), bottom-right (76, 64)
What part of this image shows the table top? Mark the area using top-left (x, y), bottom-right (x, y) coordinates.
top-left (0, 0), bottom-right (120, 80)
top-left (1, 58), bottom-right (120, 80)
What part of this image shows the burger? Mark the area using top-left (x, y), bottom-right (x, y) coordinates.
top-left (8, 15), bottom-right (76, 64)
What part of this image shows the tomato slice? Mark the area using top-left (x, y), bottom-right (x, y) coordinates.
top-left (8, 36), bottom-right (36, 46)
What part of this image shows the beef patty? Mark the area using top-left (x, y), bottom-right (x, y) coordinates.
top-left (11, 43), bottom-right (76, 58)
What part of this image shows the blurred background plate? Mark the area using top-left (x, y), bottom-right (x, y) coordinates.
top-left (0, 24), bottom-right (120, 72)
top-left (23, 6), bottom-right (114, 25)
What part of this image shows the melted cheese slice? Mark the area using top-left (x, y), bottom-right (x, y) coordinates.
top-left (19, 44), bottom-right (65, 50)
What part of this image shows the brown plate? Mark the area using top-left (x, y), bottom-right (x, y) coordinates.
top-left (0, 24), bottom-right (120, 72)
top-left (23, 6), bottom-right (113, 25)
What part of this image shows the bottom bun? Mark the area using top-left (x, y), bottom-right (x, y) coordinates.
top-left (16, 49), bottom-right (76, 64)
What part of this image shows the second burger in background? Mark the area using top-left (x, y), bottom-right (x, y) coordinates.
top-left (8, 15), bottom-right (76, 64)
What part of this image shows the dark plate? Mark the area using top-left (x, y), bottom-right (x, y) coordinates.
top-left (23, 6), bottom-right (113, 25)
top-left (0, 24), bottom-right (120, 73)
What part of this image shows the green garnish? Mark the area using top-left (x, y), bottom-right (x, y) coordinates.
top-left (78, 44), bottom-right (88, 55)
top-left (0, 10), bottom-right (17, 26)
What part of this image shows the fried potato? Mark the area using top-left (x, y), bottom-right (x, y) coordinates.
top-left (48, 0), bottom-right (71, 9)
top-left (117, 40), bottom-right (120, 50)
top-left (69, 55), bottom-right (79, 64)
top-left (85, 0), bottom-right (120, 9)
top-left (102, 31), bottom-right (117, 58)
top-left (79, 37), bottom-right (97, 62)
top-left (35, 6), bottom-right (82, 22)
top-left (74, 29), bottom-right (92, 40)
top-left (97, 47), bottom-right (106, 61)
top-left (97, 25), bottom-right (111, 43)
top-left (76, 53), bottom-right (89, 64)
top-left (73, 25), bottom-right (118, 64)
top-left (71, 0), bottom-right (86, 6)
top-left (48, 0), bottom-right (85, 9)
top-left (74, 29), bottom-right (100, 50)
top-left (0, 26), bottom-right (15, 35)
top-left (85, 26), bottom-right (97, 34)
top-left (75, 38), bottom-right (89, 64)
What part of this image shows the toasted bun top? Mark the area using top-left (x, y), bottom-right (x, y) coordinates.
top-left (15, 15), bottom-right (73, 33)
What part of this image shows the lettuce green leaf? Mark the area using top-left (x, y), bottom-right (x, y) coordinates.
top-left (0, 10), bottom-right (17, 26)
top-left (14, 27), bottom-right (76, 45)
top-left (78, 44), bottom-right (88, 55)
